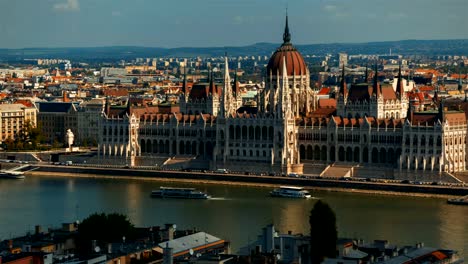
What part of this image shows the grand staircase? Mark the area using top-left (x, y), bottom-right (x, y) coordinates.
top-left (320, 163), bottom-right (354, 178)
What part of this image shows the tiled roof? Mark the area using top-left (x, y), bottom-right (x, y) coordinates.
top-left (38, 102), bottom-right (75, 113)
top-left (157, 232), bottom-right (222, 255)
top-left (318, 98), bottom-right (336, 108)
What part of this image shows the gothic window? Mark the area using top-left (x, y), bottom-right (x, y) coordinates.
top-left (413, 135), bottom-right (418, 146)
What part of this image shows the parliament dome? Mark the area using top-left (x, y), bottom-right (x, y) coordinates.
top-left (266, 15), bottom-right (308, 76)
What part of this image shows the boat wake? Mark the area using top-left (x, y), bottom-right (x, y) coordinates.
top-left (208, 197), bottom-right (231, 201)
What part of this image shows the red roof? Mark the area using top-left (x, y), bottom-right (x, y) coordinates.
top-left (267, 43), bottom-right (307, 76)
top-left (318, 87), bottom-right (331, 95)
top-left (15, 99), bottom-right (34, 108)
top-left (318, 98), bottom-right (336, 108)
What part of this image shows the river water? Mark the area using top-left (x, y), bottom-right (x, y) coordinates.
top-left (0, 176), bottom-right (466, 258)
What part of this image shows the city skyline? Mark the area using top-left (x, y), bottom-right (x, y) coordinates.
top-left (1, 0), bottom-right (467, 49)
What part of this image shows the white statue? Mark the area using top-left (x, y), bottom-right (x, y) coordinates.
top-left (66, 129), bottom-right (74, 149)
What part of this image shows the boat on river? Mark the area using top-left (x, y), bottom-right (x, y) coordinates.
top-left (270, 186), bottom-right (311, 198)
top-left (151, 187), bottom-right (211, 199)
top-left (0, 170), bottom-right (25, 179)
top-left (447, 195), bottom-right (468, 205)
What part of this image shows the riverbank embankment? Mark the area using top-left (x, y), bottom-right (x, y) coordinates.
top-left (25, 165), bottom-right (468, 198)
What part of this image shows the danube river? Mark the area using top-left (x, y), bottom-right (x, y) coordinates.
top-left (0, 175), bottom-right (466, 258)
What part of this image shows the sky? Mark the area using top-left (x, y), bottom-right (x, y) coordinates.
top-left (0, 0), bottom-right (467, 49)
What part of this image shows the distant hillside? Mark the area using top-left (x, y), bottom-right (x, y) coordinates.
top-left (0, 39), bottom-right (467, 61)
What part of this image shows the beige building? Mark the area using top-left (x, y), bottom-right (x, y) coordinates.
top-left (0, 104), bottom-right (37, 142)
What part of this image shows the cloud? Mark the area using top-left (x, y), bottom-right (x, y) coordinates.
top-left (387, 12), bottom-right (408, 20)
top-left (323, 5), bottom-right (337, 11)
top-left (233, 16), bottom-right (244, 25)
top-left (53, 0), bottom-right (80, 12)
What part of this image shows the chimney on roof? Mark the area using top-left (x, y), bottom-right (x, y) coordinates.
top-left (255, 245), bottom-right (262, 254)
top-left (63, 90), bottom-right (69, 103)
top-left (163, 243), bottom-right (173, 264)
top-left (8, 240), bottom-right (13, 249)
top-left (164, 224), bottom-right (175, 241)
top-left (35, 225), bottom-right (42, 235)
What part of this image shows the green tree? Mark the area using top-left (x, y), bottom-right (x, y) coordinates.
top-left (310, 200), bottom-right (337, 263)
top-left (76, 213), bottom-right (135, 255)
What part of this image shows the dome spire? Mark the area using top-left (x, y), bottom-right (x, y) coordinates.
top-left (283, 9), bottom-right (291, 44)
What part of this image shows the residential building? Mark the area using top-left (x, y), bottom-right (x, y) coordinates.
top-left (0, 104), bottom-right (37, 142)
top-left (37, 102), bottom-right (77, 145)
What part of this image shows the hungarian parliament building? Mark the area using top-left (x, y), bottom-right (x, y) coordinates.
top-left (97, 16), bottom-right (467, 177)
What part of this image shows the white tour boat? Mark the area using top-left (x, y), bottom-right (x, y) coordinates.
top-left (0, 170), bottom-right (25, 179)
top-left (270, 186), bottom-right (311, 198)
top-left (151, 187), bottom-right (211, 199)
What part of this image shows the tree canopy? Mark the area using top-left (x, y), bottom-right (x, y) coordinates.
top-left (76, 212), bottom-right (136, 254)
top-left (309, 200), bottom-right (338, 264)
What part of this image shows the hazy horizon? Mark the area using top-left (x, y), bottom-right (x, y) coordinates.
top-left (1, 0), bottom-right (467, 49)
top-left (1, 38), bottom-right (468, 50)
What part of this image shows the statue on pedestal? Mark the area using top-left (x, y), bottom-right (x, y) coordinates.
top-left (66, 129), bottom-right (74, 152)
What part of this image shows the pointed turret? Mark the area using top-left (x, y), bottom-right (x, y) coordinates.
top-left (458, 66), bottom-right (463, 92)
top-left (364, 64), bottom-right (368, 83)
top-left (407, 101), bottom-right (414, 122)
top-left (283, 11), bottom-right (291, 44)
top-left (340, 65), bottom-right (347, 97)
top-left (438, 99), bottom-right (445, 122)
top-left (233, 68), bottom-right (240, 97)
top-left (105, 96), bottom-right (110, 116)
top-left (182, 68), bottom-right (188, 95)
top-left (278, 57), bottom-right (289, 116)
top-left (209, 70), bottom-right (217, 95)
top-left (221, 55), bottom-right (232, 117)
top-left (373, 63), bottom-right (380, 97)
top-left (282, 57), bottom-right (292, 117)
top-left (125, 96), bottom-right (131, 115)
top-left (433, 85), bottom-right (440, 104)
top-left (396, 63), bottom-right (404, 98)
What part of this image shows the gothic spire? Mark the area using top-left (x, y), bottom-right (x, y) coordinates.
top-left (233, 66), bottom-right (240, 97)
top-left (209, 69), bottom-right (216, 95)
top-left (221, 55), bottom-right (232, 117)
top-left (396, 62), bottom-right (404, 98)
top-left (373, 63), bottom-right (380, 97)
top-left (182, 67), bottom-right (188, 95)
top-left (340, 65), bottom-right (347, 97)
top-left (364, 63), bottom-right (368, 83)
top-left (283, 11), bottom-right (291, 44)
top-left (458, 65), bottom-right (463, 92)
